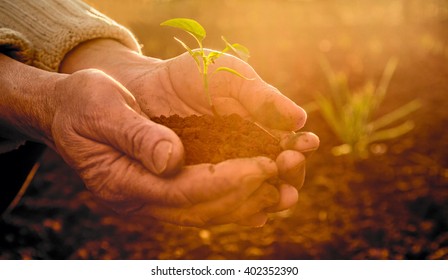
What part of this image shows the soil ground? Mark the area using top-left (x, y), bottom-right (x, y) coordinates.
top-left (1, 0), bottom-right (447, 259)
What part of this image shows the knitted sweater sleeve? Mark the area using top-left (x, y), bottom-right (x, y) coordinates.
top-left (0, 0), bottom-right (141, 72)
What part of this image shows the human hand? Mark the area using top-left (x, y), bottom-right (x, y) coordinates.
top-left (49, 69), bottom-right (290, 227)
top-left (60, 39), bottom-right (320, 224)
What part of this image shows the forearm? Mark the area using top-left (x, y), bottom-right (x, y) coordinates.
top-left (0, 54), bottom-right (62, 147)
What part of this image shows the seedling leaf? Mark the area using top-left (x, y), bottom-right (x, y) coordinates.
top-left (161, 17), bottom-right (254, 115)
top-left (207, 51), bottom-right (223, 63)
top-left (222, 36), bottom-right (250, 61)
top-left (214, 67), bottom-right (254, 80)
top-left (161, 18), bottom-right (206, 45)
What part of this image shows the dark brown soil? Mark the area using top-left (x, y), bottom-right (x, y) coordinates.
top-left (151, 114), bottom-right (283, 165)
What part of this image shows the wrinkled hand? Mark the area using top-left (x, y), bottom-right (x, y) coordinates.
top-left (59, 39), bottom-right (320, 226)
top-left (51, 69), bottom-right (289, 226)
top-left (123, 51), bottom-right (320, 212)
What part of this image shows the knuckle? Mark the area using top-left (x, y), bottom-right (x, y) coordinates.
top-left (121, 121), bottom-right (150, 157)
top-left (81, 158), bottom-right (131, 205)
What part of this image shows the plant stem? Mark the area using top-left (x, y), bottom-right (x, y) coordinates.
top-left (253, 121), bottom-right (280, 142)
top-left (203, 70), bottom-right (218, 116)
top-left (201, 54), bottom-right (219, 116)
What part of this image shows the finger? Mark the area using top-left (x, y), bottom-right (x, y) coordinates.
top-left (238, 81), bottom-right (307, 131)
top-left (276, 150), bottom-right (306, 187)
top-left (134, 186), bottom-right (270, 227)
top-left (207, 182), bottom-right (280, 225)
top-left (236, 212), bottom-right (269, 227)
top-left (237, 184), bottom-right (300, 227)
top-left (68, 140), bottom-right (277, 225)
top-left (131, 164), bottom-right (279, 227)
top-left (265, 183), bottom-right (299, 213)
top-left (117, 156), bottom-right (277, 209)
top-left (280, 132), bottom-right (320, 156)
top-left (167, 157), bottom-right (277, 206)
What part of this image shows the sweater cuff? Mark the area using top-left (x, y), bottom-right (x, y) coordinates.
top-left (0, 0), bottom-right (141, 72)
top-left (0, 28), bottom-right (34, 65)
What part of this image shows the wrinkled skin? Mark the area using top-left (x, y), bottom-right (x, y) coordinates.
top-left (50, 69), bottom-right (285, 226)
top-left (58, 39), bottom-right (319, 227)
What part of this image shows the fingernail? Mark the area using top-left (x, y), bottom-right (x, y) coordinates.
top-left (248, 213), bottom-right (269, 228)
top-left (152, 140), bottom-right (173, 174)
top-left (281, 132), bottom-right (319, 156)
top-left (297, 133), bottom-right (319, 157)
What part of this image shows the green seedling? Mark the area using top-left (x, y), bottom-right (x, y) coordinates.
top-left (161, 18), bottom-right (252, 115)
top-left (315, 57), bottom-right (421, 159)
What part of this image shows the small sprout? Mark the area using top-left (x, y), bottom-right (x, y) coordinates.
top-left (161, 18), bottom-right (253, 115)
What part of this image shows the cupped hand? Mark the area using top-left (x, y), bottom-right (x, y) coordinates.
top-left (50, 69), bottom-right (284, 227)
top-left (120, 49), bottom-right (320, 213)
top-left (60, 39), bottom-right (320, 224)
top-left (132, 52), bottom-right (320, 218)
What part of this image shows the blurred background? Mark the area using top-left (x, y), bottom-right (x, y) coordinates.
top-left (1, 0), bottom-right (447, 259)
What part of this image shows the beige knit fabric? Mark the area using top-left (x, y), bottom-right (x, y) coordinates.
top-left (0, 28), bottom-right (34, 65)
top-left (0, 0), bottom-right (141, 71)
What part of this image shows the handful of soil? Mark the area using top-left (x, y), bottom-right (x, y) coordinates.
top-left (152, 114), bottom-right (282, 165)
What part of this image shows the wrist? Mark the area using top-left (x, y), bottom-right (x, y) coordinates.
top-left (59, 39), bottom-right (161, 89)
top-left (0, 54), bottom-right (64, 147)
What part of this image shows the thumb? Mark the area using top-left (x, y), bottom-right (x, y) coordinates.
top-left (134, 119), bottom-right (185, 176)
top-left (54, 69), bottom-right (185, 176)
top-left (202, 55), bottom-right (306, 131)
top-left (100, 106), bottom-right (185, 176)
top-left (243, 82), bottom-right (307, 131)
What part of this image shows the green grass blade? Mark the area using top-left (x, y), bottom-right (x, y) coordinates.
top-left (315, 92), bottom-right (346, 142)
top-left (368, 99), bottom-right (422, 131)
top-left (368, 120), bottom-right (415, 143)
top-left (373, 57), bottom-right (398, 109)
